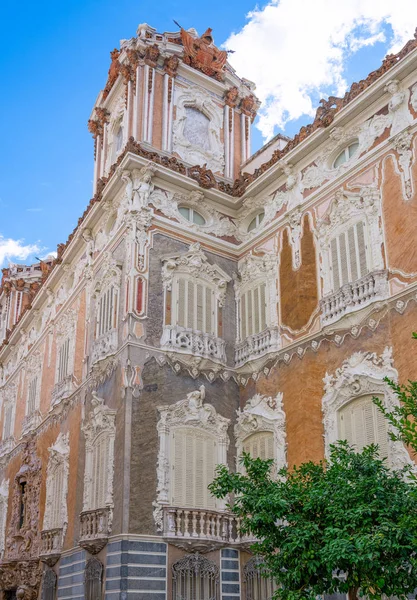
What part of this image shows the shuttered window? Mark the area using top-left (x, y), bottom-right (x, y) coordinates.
top-left (27, 376), bottom-right (38, 415)
top-left (240, 283), bottom-right (267, 339)
top-left (3, 404), bottom-right (13, 439)
top-left (330, 221), bottom-right (368, 292)
top-left (338, 394), bottom-right (389, 459)
top-left (96, 286), bottom-right (118, 338)
top-left (57, 338), bottom-right (70, 383)
top-left (91, 434), bottom-right (110, 509)
top-left (49, 463), bottom-right (64, 528)
top-left (243, 432), bottom-right (274, 460)
top-left (175, 278), bottom-right (215, 335)
top-left (172, 428), bottom-right (217, 509)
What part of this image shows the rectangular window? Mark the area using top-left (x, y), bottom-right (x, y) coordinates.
top-left (338, 394), bottom-right (389, 459)
top-left (175, 278), bottom-right (215, 335)
top-left (27, 376), bottom-right (38, 415)
top-left (50, 464), bottom-right (64, 528)
top-left (3, 404), bottom-right (13, 439)
top-left (239, 282), bottom-right (267, 339)
top-left (330, 221), bottom-right (368, 292)
top-left (96, 287), bottom-right (118, 338)
top-left (91, 435), bottom-right (110, 509)
top-left (57, 338), bottom-right (70, 383)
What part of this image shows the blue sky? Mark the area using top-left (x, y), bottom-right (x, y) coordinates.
top-left (1, 0), bottom-right (416, 266)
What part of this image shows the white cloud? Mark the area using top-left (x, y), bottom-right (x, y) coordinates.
top-left (0, 236), bottom-right (41, 267)
top-left (225, 0), bottom-right (417, 139)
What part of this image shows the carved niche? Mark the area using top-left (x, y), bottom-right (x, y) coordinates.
top-left (322, 347), bottom-right (413, 470)
top-left (153, 385), bottom-right (230, 530)
top-left (235, 393), bottom-right (287, 472)
top-left (173, 87), bottom-right (224, 173)
top-left (5, 438), bottom-right (42, 562)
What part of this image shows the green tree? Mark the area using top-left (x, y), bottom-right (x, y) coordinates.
top-left (373, 334), bottom-right (417, 454)
top-left (209, 442), bottom-right (417, 600)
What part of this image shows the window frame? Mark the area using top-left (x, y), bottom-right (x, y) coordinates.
top-left (247, 211), bottom-right (265, 232)
top-left (332, 140), bottom-right (360, 169)
top-left (178, 206), bottom-right (206, 226)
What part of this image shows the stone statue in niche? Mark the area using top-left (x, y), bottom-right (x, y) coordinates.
top-left (82, 228), bottom-right (94, 265)
top-left (385, 79), bottom-right (412, 136)
top-left (185, 385), bottom-right (216, 423)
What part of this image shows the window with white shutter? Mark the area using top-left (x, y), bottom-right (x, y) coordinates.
top-left (91, 433), bottom-right (110, 509)
top-left (330, 221), bottom-right (368, 292)
top-left (174, 277), bottom-right (215, 335)
top-left (49, 463), bottom-right (64, 529)
top-left (338, 394), bottom-right (389, 459)
top-left (171, 427), bottom-right (217, 509)
top-left (239, 282), bottom-right (267, 339)
top-left (27, 376), bottom-right (38, 415)
top-left (243, 431), bottom-right (274, 460)
top-left (96, 285), bottom-right (118, 338)
top-left (57, 338), bottom-right (70, 383)
top-left (3, 403), bottom-right (14, 439)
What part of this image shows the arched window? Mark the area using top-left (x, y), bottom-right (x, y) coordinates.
top-left (248, 212), bottom-right (265, 232)
top-left (85, 557), bottom-right (103, 600)
top-left (172, 553), bottom-right (219, 600)
top-left (172, 427), bottom-right (217, 509)
top-left (41, 568), bottom-right (57, 600)
top-left (179, 206), bottom-right (206, 226)
top-left (333, 141), bottom-right (359, 168)
top-left (243, 431), bottom-right (274, 461)
top-left (338, 394), bottom-right (388, 459)
top-left (244, 557), bottom-right (278, 600)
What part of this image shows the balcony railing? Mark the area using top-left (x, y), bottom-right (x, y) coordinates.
top-left (79, 506), bottom-right (112, 554)
top-left (40, 527), bottom-right (64, 566)
top-left (320, 270), bottom-right (389, 326)
top-left (51, 375), bottom-right (74, 407)
top-left (161, 326), bottom-right (227, 363)
top-left (91, 329), bottom-right (118, 364)
top-left (235, 327), bottom-right (281, 367)
top-left (163, 507), bottom-right (254, 551)
top-left (21, 410), bottom-right (42, 436)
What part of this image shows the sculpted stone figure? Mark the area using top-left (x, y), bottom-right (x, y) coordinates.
top-left (385, 79), bottom-right (412, 136)
top-left (180, 27), bottom-right (227, 80)
top-left (82, 228), bottom-right (94, 265)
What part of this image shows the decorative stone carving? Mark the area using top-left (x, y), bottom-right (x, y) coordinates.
top-left (385, 79), bottom-right (412, 136)
top-left (235, 393), bottom-right (287, 472)
top-left (6, 438), bottom-right (42, 561)
top-left (322, 347), bottom-right (413, 470)
top-left (393, 129), bottom-right (414, 200)
top-left (0, 477), bottom-right (9, 558)
top-left (82, 392), bottom-right (116, 512)
top-left (173, 87), bottom-right (224, 173)
top-left (180, 27), bottom-right (227, 80)
top-left (154, 386), bottom-right (230, 530)
top-left (43, 432), bottom-right (69, 536)
top-left (411, 83), bottom-right (417, 113)
top-left (121, 164), bottom-right (156, 213)
top-left (0, 561), bottom-right (42, 597)
top-left (287, 207), bottom-right (303, 269)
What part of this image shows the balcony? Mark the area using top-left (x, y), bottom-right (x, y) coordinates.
top-left (321, 270), bottom-right (389, 326)
top-left (161, 326), bottom-right (226, 363)
top-left (235, 327), bottom-right (281, 368)
top-left (51, 375), bottom-right (74, 407)
top-left (40, 527), bottom-right (64, 566)
top-left (91, 329), bottom-right (118, 364)
top-left (21, 410), bottom-right (42, 436)
top-left (79, 507), bottom-right (112, 555)
top-left (162, 507), bottom-right (253, 552)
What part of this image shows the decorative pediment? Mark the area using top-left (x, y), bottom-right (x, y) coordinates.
top-left (55, 309), bottom-right (77, 339)
top-left (235, 251), bottom-right (278, 290)
top-left (94, 252), bottom-right (122, 296)
top-left (157, 385), bottom-right (229, 436)
top-left (82, 391), bottom-right (116, 445)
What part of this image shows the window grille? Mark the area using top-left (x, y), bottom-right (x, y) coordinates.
top-left (176, 278), bottom-right (215, 335)
top-left (173, 553), bottom-right (219, 600)
top-left (338, 394), bottom-right (389, 459)
top-left (172, 428), bottom-right (217, 509)
top-left (244, 557), bottom-right (278, 600)
top-left (330, 221), bottom-right (368, 292)
top-left (243, 432), bottom-right (274, 461)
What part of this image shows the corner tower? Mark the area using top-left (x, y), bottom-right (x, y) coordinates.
top-left (88, 23), bottom-right (260, 189)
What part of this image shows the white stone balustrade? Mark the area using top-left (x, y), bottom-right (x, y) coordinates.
top-left (320, 270), bottom-right (389, 326)
top-left (51, 375), bottom-right (74, 406)
top-left (91, 329), bottom-right (118, 364)
top-left (235, 327), bottom-right (281, 367)
top-left (21, 410), bottom-right (42, 436)
top-left (79, 506), bottom-right (112, 554)
top-left (40, 527), bottom-right (64, 564)
top-left (161, 326), bottom-right (227, 362)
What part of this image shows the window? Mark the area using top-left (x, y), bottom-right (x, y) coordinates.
top-left (27, 376), bottom-right (38, 416)
top-left (244, 557), bottom-right (278, 600)
top-left (57, 338), bottom-right (70, 383)
top-left (333, 141), bottom-right (359, 168)
top-left (85, 558), bottom-right (103, 600)
top-left (49, 463), bottom-right (64, 528)
top-left (330, 221), bottom-right (368, 291)
top-left (91, 433), bottom-right (111, 509)
top-left (95, 285), bottom-right (118, 338)
top-left (3, 402), bottom-right (14, 440)
top-left (248, 212), bottom-right (265, 232)
top-left (338, 394), bottom-right (389, 459)
top-left (239, 282), bottom-right (267, 339)
top-left (41, 568), bottom-right (57, 600)
top-left (115, 126), bottom-right (124, 154)
top-left (173, 554), bottom-right (219, 600)
top-left (44, 432), bottom-right (69, 533)
top-left (174, 277), bottom-right (215, 334)
top-left (172, 427), bottom-right (217, 509)
top-left (19, 480), bottom-right (27, 529)
top-left (0, 479), bottom-right (9, 558)
top-left (243, 431), bottom-right (274, 461)
top-left (179, 206), bottom-right (206, 226)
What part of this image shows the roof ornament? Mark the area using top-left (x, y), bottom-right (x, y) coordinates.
top-left (178, 25), bottom-right (227, 81)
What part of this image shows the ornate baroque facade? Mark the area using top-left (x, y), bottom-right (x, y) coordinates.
top-left (0, 20), bottom-right (417, 599)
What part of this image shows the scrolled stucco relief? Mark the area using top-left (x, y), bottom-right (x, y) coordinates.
top-left (173, 87), bottom-right (224, 173)
top-left (235, 393), bottom-right (287, 472)
top-left (105, 93), bottom-right (127, 174)
top-left (153, 385), bottom-right (230, 530)
top-left (82, 391), bottom-right (116, 512)
top-left (43, 432), bottom-right (69, 535)
top-left (322, 347), bottom-right (412, 470)
top-left (393, 129), bottom-right (415, 200)
top-left (315, 185), bottom-right (384, 296)
top-left (385, 79), bottom-right (412, 136)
